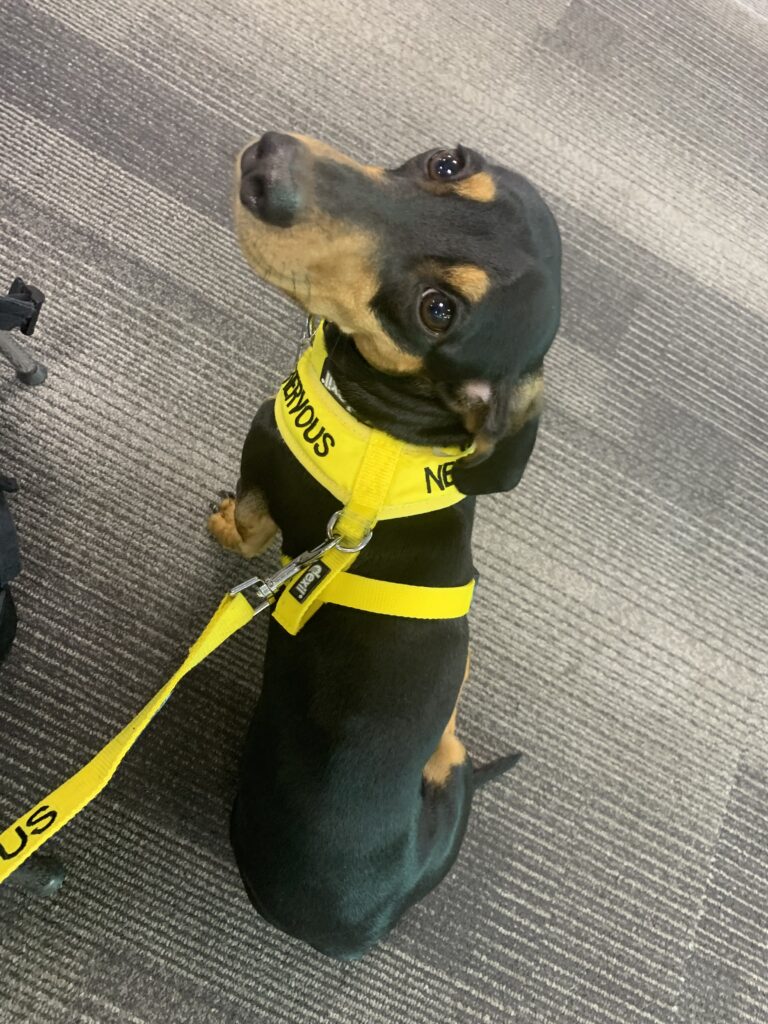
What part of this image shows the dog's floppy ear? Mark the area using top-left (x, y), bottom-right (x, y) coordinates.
top-left (438, 368), bottom-right (544, 495)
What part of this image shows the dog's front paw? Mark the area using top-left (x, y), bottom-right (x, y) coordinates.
top-left (208, 490), bottom-right (235, 514)
top-left (207, 496), bottom-right (242, 551)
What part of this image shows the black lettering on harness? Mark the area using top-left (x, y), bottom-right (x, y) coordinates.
top-left (425, 461), bottom-right (456, 493)
top-left (281, 369), bottom-right (336, 458)
top-left (290, 396), bottom-right (310, 419)
top-left (315, 432), bottom-right (334, 458)
top-left (282, 371), bottom-right (303, 407)
top-left (294, 405), bottom-right (315, 429)
top-left (303, 421), bottom-right (324, 444)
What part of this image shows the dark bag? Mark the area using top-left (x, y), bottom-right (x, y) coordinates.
top-left (0, 475), bottom-right (21, 664)
top-left (0, 585), bottom-right (17, 664)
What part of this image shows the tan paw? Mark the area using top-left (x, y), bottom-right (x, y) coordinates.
top-left (207, 497), bottom-right (243, 551)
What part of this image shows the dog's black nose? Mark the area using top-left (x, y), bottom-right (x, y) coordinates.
top-left (239, 132), bottom-right (303, 228)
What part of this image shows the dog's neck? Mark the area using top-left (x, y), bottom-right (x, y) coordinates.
top-left (321, 323), bottom-right (471, 449)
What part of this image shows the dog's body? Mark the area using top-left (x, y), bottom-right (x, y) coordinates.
top-left (210, 134), bottom-right (560, 958)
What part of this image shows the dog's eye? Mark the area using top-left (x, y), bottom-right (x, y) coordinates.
top-left (419, 289), bottom-right (455, 333)
top-left (427, 149), bottom-right (465, 181)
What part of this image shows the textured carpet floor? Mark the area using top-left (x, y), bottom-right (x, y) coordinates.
top-left (1, 0), bottom-right (767, 1021)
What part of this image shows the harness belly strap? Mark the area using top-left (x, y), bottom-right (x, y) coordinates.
top-left (310, 569), bottom-right (475, 620)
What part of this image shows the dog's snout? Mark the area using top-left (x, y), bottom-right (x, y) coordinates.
top-left (240, 131), bottom-right (296, 173)
top-left (239, 132), bottom-right (303, 228)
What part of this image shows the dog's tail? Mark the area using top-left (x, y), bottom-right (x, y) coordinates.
top-left (472, 751), bottom-right (523, 789)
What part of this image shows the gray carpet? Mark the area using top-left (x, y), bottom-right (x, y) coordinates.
top-left (1, 0), bottom-right (767, 1020)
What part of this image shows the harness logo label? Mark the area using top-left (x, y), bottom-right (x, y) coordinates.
top-left (289, 561), bottom-right (331, 603)
top-left (282, 369), bottom-right (336, 458)
top-left (0, 804), bottom-right (57, 862)
top-left (424, 461), bottom-right (456, 494)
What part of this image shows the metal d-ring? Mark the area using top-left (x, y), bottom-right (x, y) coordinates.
top-left (326, 510), bottom-right (373, 553)
top-left (291, 316), bottom-right (321, 368)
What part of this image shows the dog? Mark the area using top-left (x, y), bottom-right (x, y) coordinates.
top-left (209, 132), bottom-right (560, 959)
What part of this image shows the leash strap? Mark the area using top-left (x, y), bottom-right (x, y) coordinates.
top-left (0, 594), bottom-right (255, 885)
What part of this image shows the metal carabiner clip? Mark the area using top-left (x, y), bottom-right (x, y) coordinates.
top-left (228, 510), bottom-right (373, 610)
top-left (228, 534), bottom-right (338, 609)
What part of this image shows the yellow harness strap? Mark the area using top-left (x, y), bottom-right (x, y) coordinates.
top-left (278, 554), bottom-right (476, 620)
top-left (274, 322), bottom-right (471, 520)
top-left (272, 428), bottom-right (404, 634)
top-left (314, 571), bottom-right (474, 618)
top-left (0, 594), bottom-right (255, 885)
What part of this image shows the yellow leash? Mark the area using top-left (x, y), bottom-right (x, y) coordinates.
top-left (0, 320), bottom-right (477, 885)
top-left (0, 594), bottom-right (255, 885)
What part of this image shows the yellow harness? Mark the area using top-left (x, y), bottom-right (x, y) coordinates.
top-left (0, 321), bottom-right (475, 884)
top-left (271, 322), bottom-right (475, 634)
top-left (275, 323), bottom-right (469, 520)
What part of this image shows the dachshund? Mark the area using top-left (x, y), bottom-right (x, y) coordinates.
top-left (209, 132), bottom-right (560, 959)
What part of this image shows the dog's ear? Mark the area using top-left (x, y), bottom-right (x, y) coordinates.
top-left (438, 368), bottom-right (544, 495)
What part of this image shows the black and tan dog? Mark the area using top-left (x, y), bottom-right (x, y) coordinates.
top-left (209, 133), bottom-right (560, 959)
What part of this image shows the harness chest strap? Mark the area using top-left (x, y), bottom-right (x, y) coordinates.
top-left (274, 322), bottom-right (472, 521)
top-left (277, 553), bottom-right (476, 620)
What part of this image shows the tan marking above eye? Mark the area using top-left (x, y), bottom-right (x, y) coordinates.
top-left (442, 264), bottom-right (491, 303)
top-left (454, 172), bottom-right (496, 203)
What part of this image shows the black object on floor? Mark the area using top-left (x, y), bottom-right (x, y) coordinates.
top-left (0, 278), bottom-right (47, 386)
top-left (0, 585), bottom-right (17, 665)
top-left (3, 852), bottom-right (66, 897)
top-left (0, 475), bottom-right (21, 665)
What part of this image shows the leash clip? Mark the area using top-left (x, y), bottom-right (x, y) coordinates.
top-left (229, 534), bottom-right (339, 606)
top-left (228, 511), bottom-right (373, 606)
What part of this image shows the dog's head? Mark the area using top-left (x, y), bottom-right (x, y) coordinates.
top-left (235, 132), bottom-right (560, 464)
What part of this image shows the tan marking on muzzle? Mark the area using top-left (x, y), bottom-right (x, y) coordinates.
top-left (509, 370), bottom-right (544, 431)
top-left (290, 133), bottom-right (386, 180)
top-left (234, 184), bottom-right (420, 375)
